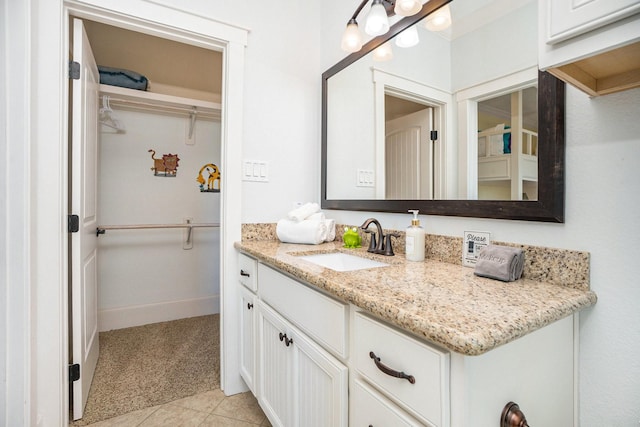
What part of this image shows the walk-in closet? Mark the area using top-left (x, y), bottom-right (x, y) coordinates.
top-left (69, 17), bottom-right (223, 423)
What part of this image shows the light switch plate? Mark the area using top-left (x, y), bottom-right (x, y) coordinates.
top-left (242, 159), bottom-right (269, 182)
top-left (463, 231), bottom-right (491, 267)
top-left (356, 169), bottom-right (375, 187)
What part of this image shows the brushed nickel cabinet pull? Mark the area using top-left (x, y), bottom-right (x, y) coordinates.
top-left (369, 351), bottom-right (415, 384)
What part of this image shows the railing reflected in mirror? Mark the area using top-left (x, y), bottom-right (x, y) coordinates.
top-left (321, 0), bottom-right (565, 222)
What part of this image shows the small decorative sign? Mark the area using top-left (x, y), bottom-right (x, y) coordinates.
top-left (148, 149), bottom-right (180, 177)
top-left (197, 163), bottom-right (221, 192)
top-left (463, 230), bottom-right (491, 267)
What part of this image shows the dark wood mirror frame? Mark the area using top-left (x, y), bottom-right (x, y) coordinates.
top-left (321, 0), bottom-right (565, 222)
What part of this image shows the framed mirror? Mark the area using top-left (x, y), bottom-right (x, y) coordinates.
top-left (321, 0), bottom-right (565, 222)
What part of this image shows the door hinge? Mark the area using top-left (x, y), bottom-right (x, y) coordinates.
top-left (430, 130), bottom-right (438, 141)
top-left (68, 214), bottom-right (80, 233)
top-left (69, 363), bottom-right (80, 382)
top-left (69, 61), bottom-right (80, 80)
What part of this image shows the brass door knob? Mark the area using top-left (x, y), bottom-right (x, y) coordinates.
top-left (501, 402), bottom-right (530, 427)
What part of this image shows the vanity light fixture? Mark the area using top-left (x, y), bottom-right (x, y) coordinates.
top-left (424, 4), bottom-right (452, 31)
top-left (365, 0), bottom-right (391, 36)
top-left (341, 0), bottom-right (453, 53)
top-left (395, 25), bottom-right (419, 48)
top-left (372, 41), bottom-right (394, 61)
top-left (341, 0), bottom-right (412, 53)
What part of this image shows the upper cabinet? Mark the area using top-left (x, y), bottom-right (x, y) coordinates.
top-left (539, 0), bottom-right (640, 96)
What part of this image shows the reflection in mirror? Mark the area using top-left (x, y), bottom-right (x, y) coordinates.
top-left (385, 94), bottom-right (435, 200)
top-left (322, 0), bottom-right (566, 222)
top-left (476, 86), bottom-right (538, 201)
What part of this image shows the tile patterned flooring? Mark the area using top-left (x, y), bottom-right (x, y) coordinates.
top-left (82, 389), bottom-right (271, 427)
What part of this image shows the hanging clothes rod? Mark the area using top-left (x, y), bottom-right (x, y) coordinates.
top-left (97, 222), bottom-right (220, 235)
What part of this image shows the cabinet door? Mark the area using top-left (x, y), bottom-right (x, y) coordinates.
top-left (292, 326), bottom-right (348, 427)
top-left (239, 287), bottom-right (256, 394)
top-left (546, 0), bottom-right (640, 44)
top-left (257, 301), bottom-right (293, 427)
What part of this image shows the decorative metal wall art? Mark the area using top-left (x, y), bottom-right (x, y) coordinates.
top-left (197, 163), bottom-right (221, 192)
top-left (149, 149), bottom-right (180, 177)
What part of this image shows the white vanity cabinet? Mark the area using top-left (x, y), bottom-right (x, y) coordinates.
top-left (352, 311), bottom-right (575, 427)
top-left (255, 263), bottom-right (349, 427)
top-left (238, 254), bottom-right (258, 393)
top-left (237, 250), bottom-right (579, 427)
top-left (539, 0), bottom-right (640, 96)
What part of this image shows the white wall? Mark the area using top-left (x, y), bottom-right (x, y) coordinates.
top-left (97, 109), bottom-right (220, 329)
top-left (177, 1), bottom-right (324, 221)
top-left (319, 4), bottom-right (640, 424)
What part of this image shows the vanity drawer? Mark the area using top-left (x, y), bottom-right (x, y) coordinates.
top-left (258, 263), bottom-right (348, 358)
top-left (238, 253), bottom-right (258, 292)
top-left (354, 311), bottom-right (449, 427)
top-left (351, 378), bottom-right (425, 427)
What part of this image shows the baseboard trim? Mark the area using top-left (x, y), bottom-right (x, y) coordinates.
top-left (99, 295), bottom-right (220, 331)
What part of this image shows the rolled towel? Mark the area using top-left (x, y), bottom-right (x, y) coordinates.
top-left (307, 212), bottom-right (326, 221)
top-left (324, 219), bottom-right (336, 242)
top-left (276, 219), bottom-right (327, 245)
top-left (287, 202), bottom-right (320, 222)
top-left (474, 245), bottom-right (524, 282)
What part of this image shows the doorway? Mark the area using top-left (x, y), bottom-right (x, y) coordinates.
top-left (69, 5), bottom-right (244, 422)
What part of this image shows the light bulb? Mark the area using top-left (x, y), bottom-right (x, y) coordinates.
top-left (395, 25), bottom-right (419, 48)
top-left (394, 0), bottom-right (421, 17)
top-left (425, 5), bottom-right (452, 31)
top-left (372, 42), bottom-right (393, 61)
top-left (365, 0), bottom-right (390, 36)
top-left (341, 21), bottom-right (363, 52)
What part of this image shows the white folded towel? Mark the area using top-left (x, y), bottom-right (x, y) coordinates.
top-left (287, 202), bottom-right (320, 222)
top-left (323, 219), bottom-right (336, 242)
top-left (276, 219), bottom-right (327, 245)
top-left (307, 212), bottom-right (326, 221)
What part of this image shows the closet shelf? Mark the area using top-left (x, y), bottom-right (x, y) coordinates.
top-left (99, 84), bottom-right (221, 119)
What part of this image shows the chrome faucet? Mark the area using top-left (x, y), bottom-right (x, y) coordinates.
top-left (360, 218), bottom-right (399, 256)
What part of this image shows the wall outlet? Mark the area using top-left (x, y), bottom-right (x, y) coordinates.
top-left (462, 231), bottom-right (491, 267)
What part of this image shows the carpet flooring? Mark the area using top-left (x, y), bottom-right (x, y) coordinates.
top-left (72, 314), bottom-right (220, 426)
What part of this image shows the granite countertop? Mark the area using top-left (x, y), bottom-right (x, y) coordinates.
top-left (235, 239), bottom-right (597, 356)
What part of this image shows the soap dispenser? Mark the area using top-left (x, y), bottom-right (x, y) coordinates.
top-left (406, 210), bottom-right (425, 262)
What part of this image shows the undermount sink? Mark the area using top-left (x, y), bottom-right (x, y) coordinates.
top-left (298, 252), bottom-right (389, 272)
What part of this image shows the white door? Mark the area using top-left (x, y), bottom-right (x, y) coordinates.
top-left (385, 108), bottom-right (433, 199)
top-left (70, 18), bottom-right (100, 421)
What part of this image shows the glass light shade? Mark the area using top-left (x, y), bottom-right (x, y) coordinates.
top-left (395, 25), bottom-right (419, 48)
top-left (341, 21), bottom-right (363, 52)
top-left (372, 42), bottom-right (393, 61)
top-left (365, 0), bottom-right (390, 36)
top-left (394, 0), bottom-right (422, 17)
top-left (425, 5), bottom-right (452, 31)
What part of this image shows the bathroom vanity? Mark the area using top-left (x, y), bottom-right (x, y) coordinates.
top-left (235, 238), bottom-right (596, 427)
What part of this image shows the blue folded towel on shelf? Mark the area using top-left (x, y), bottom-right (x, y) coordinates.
top-left (98, 65), bottom-right (148, 91)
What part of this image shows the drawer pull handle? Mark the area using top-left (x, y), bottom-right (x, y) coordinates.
top-left (247, 303), bottom-right (254, 310)
top-left (369, 351), bottom-right (415, 384)
top-left (279, 332), bottom-right (293, 347)
top-left (240, 270), bottom-right (251, 277)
